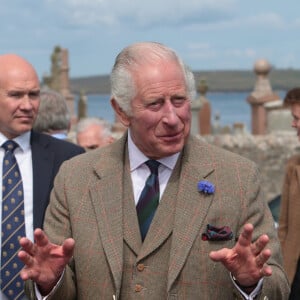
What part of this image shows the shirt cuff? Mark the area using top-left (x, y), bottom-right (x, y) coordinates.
top-left (231, 273), bottom-right (264, 300)
top-left (34, 269), bottom-right (65, 300)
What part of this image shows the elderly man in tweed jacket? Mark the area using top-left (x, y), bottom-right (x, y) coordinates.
top-left (19, 42), bottom-right (289, 300)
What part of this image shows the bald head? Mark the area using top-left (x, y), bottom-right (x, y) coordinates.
top-left (0, 54), bottom-right (40, 139)
top-left (0, 54), bottom-right (39, 84)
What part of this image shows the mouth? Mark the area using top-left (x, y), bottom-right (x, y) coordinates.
top-left (17, 115), bottom-right (33, 119)
top-left (159, 131), bottom-right (183, 142)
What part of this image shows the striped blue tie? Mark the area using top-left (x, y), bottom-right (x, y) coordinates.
top-left (1, 140), bottom-right (25, 300)
top-left (136, 160), bottom-right (160, 241)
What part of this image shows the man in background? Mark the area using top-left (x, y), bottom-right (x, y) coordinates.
top-left (76, 117), bottom-right (114, 150)
top-left (33, 89), bottom-right (71, 140)
top-left (0, 54), bottom-right (84, 300)
top-left (278, 87), bottom-right (300, 299)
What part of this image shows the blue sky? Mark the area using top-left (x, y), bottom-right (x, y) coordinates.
top-left (1, 0), bottom-right (300, 79)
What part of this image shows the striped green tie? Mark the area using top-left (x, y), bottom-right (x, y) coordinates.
top-left (136, 160), bottom-right (160, 241)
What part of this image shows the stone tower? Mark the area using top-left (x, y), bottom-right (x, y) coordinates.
top-left (247, 59), bottom-right (280, 135)
top-left (60, 48), bottom-right (75, 119)
top-left (198, 79), bottom-right (211, 135)
top-left (42, 46), bottom-right (75, 121)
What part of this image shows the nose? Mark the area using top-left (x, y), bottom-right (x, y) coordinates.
top-left (19, 95), bottom-right (34, 110)
top-left (161, 102), bottom-right (179, 125)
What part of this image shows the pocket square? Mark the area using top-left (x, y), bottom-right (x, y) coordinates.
top-left (202, 224), bottom-right (233, 241)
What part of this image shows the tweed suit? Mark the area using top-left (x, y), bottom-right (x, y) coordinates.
top-left (25, 133), bottom-right (289, 299)
top-left (278, 154), bottom-right (300, 284)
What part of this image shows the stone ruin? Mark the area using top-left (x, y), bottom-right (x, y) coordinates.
top-left (42, 46), bottom-right (75, 120)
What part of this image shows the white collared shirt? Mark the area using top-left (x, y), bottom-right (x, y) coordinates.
top-left (127, 130), bottom-right (180, 204)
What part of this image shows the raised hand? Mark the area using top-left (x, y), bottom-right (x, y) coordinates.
top-left (18, 228), bottom-right (75, 295)
top-left (209, 223), bottom-right (272, 288)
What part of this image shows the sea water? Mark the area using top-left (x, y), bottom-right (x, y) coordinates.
top-left (75, 91), bottom-right (287, 132)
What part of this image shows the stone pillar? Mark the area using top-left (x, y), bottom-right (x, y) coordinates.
top-left (60, 48), bottom-right (75, 121)
top-left (265, 101), bottom-right (293, 133)
top-left (198, 79), bottom-right (211, 135)
top-left (77, 90), bottom-right (87, 120)
top-left (246, 59), bottom-right (280, 135)
top-left (191, 82), bottom-right (203, 135)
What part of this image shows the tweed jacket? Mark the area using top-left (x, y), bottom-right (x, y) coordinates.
top-left (26, 133), bottom-right (289, 299)
top-left (278, 154), bottom-right (300, 284)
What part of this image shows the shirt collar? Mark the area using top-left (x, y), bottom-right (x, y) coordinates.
top-left (51, 132), bottom-right (68, 140)
top-left (0, 131), bottom-right (31, 152)
top-left (127, 129), bottom-right (180, 172)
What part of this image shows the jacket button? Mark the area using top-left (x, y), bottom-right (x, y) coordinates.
top-left (137, 263), bottom-right (145, 271)
top-left (135, 284), bottom-right (143, 292)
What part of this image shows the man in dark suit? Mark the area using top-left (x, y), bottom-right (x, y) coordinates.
top-left (0, 53), bottom-right (84, 300)
top-left (20, 42), bottom-right (289, 299)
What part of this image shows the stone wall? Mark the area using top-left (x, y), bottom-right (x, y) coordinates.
top-left (197, 132), bottom-right (300, 203)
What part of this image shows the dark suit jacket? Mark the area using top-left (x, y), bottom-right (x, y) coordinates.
top-left (30, 130), bottom-right (85, 229)
top-left (26, 133), bottom-right (289, 299)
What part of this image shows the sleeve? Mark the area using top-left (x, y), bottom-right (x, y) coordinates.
top-left (278, 162), bottom-right (292, 247)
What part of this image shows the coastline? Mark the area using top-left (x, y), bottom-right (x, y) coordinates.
top-left (70, 68), bottom-right (300, 95)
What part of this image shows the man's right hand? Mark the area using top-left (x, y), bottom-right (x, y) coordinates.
top-left (18, 228), bottom-right (75, 295)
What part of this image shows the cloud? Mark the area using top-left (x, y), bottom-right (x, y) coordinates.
top-left (241, 12), bottom-right (285, 29)
top-left (46, 0), bottom-right (237, 27)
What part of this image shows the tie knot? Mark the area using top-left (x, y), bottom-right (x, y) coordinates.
top-left (145, 160), bottom-right (160, 175)
top-left (2, 140), bottom-right (19, 152)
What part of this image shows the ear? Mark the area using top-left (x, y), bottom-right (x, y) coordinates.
top-left (111, 98), bottom-right (131, 127)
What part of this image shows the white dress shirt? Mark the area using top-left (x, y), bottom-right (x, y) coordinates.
top-left (127, 130), bottom-right (179, 204)
top-left (0, 131), bottom-right (33, 300)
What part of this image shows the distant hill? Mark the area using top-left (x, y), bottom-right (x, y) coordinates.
top-left (70, 69), bottom-right (300, 95)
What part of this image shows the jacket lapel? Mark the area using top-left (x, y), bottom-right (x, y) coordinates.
top-left (167, 136), bottom-right (216, 291)
top-left (123, 152), bottom-right (143, 255)
top-left (31, 131), bottom-right (55, 229)
top-left (89, 136), bottom-right (126, 294)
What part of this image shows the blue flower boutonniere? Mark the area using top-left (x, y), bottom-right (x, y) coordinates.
top-left (198, 180), bottom-right (215, 195)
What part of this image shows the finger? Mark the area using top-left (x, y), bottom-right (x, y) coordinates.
top-left (260, 264), bottom-right (272, 278)
top-left (19, 267), bottom-right (31, 281)
top-left (19, 237), bottom-right (34, 254)
top-left (34, 228), bottom-right (50, 247)
top-left (209, 248), bottom-right (233, 262)
top-left (62, 238), bottom-right (75, 259)
top-left (237, 223), bottom-right (254, 247)
top-left (251, 234), bottom-right (270, 256)
top-left (18, 249), bottom-right (32, 265)
top-left (256, 249), bottom-right (271, 268)
top-left (19, 266), bottom-right (40, 281)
